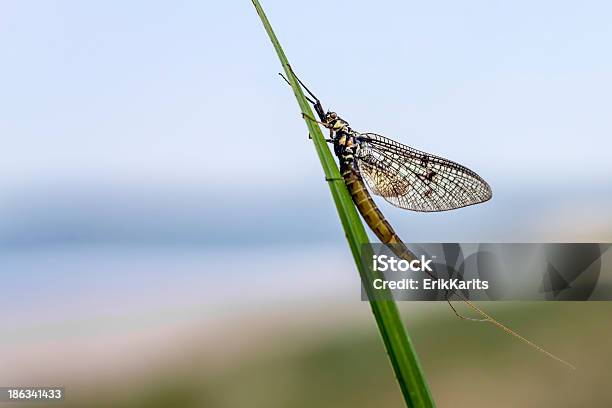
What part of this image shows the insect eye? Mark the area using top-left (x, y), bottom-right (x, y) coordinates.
top-left (330, 112), bottom-right (337, 119)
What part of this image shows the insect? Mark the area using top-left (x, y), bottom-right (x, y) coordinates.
top-left (281, 68), bottom-right (573, 369)
top-left (306, 96), bottom-right (492, 215)
top-left (282, 69), bottom-right (491, 255)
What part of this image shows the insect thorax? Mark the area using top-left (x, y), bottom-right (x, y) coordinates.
top-left (333, 129), bottom-right (360, 167)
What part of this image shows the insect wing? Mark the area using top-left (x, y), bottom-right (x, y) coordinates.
top-left (355, 133), bottom-right (492, 212)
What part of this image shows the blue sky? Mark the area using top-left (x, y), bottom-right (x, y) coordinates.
top-left (0, 0), bottom-right (611, 244)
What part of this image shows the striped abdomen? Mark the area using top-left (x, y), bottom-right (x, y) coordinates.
top-left (341, 163), bottom-right (416, 262)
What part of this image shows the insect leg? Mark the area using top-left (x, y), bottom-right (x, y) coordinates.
top-left (307, 133), bottom-right (332, 142)
top-left (286, 64), bottom-right (321, 103)
top-left (284, 65), bottom-right (326, 120)
top-left (304, 118), bottom-right (333, 141)
top-left (302, 112), bottom-right (328, 127)
top-left (279, 72), bottom-right (317, 105)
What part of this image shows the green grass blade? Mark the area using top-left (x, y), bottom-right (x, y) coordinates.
top-left (250, 1), bottom-right (435, 406)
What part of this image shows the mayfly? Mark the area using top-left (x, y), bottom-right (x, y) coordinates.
top-left (281, 68), bottom-right (574, 369)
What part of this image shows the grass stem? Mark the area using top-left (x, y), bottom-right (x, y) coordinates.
top-left (250, 1), bottom-right (436, 406)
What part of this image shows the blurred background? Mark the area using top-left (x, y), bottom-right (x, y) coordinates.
top-left (1, 0), bottom-right (612, 406)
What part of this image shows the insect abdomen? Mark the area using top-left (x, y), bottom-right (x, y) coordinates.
top-left (341, 164), bottom-right (415, 261)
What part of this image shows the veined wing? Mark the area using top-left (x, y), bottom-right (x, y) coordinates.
top-left (355, 133), bottom-right (492, 212)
